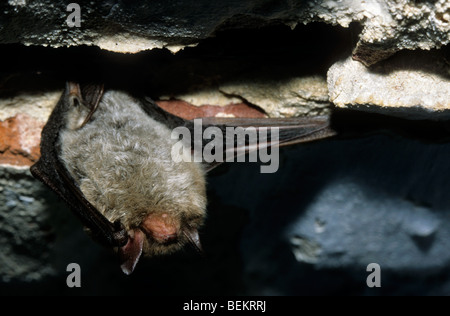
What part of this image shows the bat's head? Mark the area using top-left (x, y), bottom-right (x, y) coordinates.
top-left (117, 182), bottom-right (206, 275)
top-left (105, 156), bottom-right (207, 275)
top-left (86, 156), bottom-right (208, 275)
top-left (74, 156), bottom-right (207, 275)
top-left (119, 206), bottom-right (205, 275)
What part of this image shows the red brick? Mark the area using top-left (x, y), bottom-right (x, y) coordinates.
top-left (0, 114), bottom-right (42, 166)
top-left (156, 100), bottom-right (267, 120)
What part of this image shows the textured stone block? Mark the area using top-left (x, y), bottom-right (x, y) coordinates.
top-left (1, 0), bottom-right (448, 65)
top-left (328, 50), bottom-right (450, 119)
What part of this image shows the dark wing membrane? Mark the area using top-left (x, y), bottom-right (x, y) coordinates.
top-left (138, 96), bottom-right (336, 171)
top-left (193, 117), bottom-right (336, 171)
top-left (199, 116), bottom-right (336, 146)
top-left (30, 83), bottom-right (128, 248)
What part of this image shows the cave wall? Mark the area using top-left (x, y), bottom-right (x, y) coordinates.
top-left (0, 0), bottom-right (449, 295)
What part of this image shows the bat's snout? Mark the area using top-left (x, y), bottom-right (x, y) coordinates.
top-left (142, 213), bottom-right (179, 244)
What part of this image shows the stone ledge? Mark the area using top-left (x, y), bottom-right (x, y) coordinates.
top-left (328, 49), bottom-right (450, 120)
top-left (1, 0), bottom-right (448, 66)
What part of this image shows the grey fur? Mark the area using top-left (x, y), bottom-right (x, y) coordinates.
top-left (59, 91), bottom-right (206, 255)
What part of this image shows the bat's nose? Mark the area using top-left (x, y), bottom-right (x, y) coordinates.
top-left (142, 212), bottom-right (179, 244)
top-left (152, 232), bottom-right (178, 243)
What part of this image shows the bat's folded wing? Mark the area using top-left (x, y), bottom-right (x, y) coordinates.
top-left (30, 82), bottom-right (128, 249)
top-left (187, 116), bottom-right (337, 171)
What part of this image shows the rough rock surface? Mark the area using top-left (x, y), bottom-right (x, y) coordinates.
top-left (0, 165), bottom-right (120, 288)
top-left (0, 91), bottom-right (60, 122)
top-left (328, 50), bottom-right (450, 119)
top-left (352, 0), bottom-right (450, 65)
top-left (0, 0), bottom-right (448, 65)
top-left (0, 166), bottom-right (56, 282)
top-left (220, 76), bottom-right (330, 117)
top-left (167, 76), bottom-right (330, 117)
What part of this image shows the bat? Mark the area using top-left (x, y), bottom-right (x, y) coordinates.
top-left (30, 82), bottom-right (336, 274)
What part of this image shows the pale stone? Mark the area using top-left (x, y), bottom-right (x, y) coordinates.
top-left (165, 76), bottom-right (331, 117)
top-left (328, 51), bottom-right (450, 119)
top-left (220, 76), bottom-right (331, 117)
top-left (0, 91), bottom-right (60, 122)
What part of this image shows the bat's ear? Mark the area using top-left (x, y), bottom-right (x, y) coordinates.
top-left (64, 82), bottom-right (104, 129)
top-left (119, 229), bottom-right (144, 275)
top-left (184, 227), bottom-right (203, 254)
top-left (66, 82), bottom-right (83, 106)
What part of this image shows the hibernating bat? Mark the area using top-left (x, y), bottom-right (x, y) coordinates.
top-left (30, 82), bottom-right (336, 274)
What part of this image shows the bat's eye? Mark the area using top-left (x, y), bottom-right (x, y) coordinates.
top-left (141, 213), bottom-right (179, 244)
